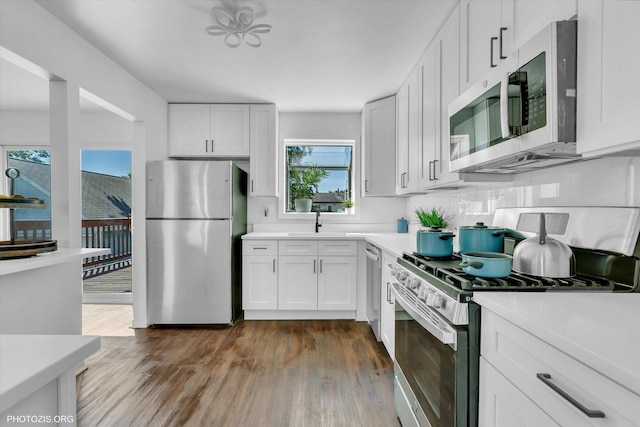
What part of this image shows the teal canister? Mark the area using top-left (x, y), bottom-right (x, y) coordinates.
top-left (397, 218), bottom-right (408, 233)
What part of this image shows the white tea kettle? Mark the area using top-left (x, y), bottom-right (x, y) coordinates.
top-left (512, 213), bottom-right (575, 278)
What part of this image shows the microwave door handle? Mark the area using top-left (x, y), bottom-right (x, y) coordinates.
top-left (500, 72), bottom-right (511, 138)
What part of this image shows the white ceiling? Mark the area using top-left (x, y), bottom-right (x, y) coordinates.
top-left (2, 0), bottom-right (457, 113)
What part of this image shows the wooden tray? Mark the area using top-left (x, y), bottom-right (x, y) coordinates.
top-left (0, 240), bottom-right (57, 259)
top-left (0, 198), bottom-right (46, 209)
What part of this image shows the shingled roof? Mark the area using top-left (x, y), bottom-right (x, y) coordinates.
top-left (7, 158), bottom-right (131, 220)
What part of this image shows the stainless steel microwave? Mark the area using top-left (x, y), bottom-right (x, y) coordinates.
top-left (448, 20), bottom-right (579, 174)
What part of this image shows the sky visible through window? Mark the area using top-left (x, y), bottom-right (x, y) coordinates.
top-left (81, 150), bottom-right (131, 177)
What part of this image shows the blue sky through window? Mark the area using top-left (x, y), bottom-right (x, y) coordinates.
top-left (81, 150), bottom-right (131, 177)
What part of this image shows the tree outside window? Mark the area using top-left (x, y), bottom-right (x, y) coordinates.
top-left (285, 143), bottom-right (354, 213)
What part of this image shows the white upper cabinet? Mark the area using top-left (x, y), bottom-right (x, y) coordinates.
top-left (576, 0), bottom-right (640, 157)
top-left (362, 96), bottom-right (397, 197)
top-left (460, 0), bottom-right (577, 92)
top-left (432, 3), bottom-right (461, 187)
top-left (418, 44), bottom-right (438, 188)
top-left (168, 104), bottom-right (250, 157)
top-left (460, 0), bottom-right (508, 92)
top-left (396, 67), bottom-right (420, 194)
top-left (249, 104), bottom-right (278, 197)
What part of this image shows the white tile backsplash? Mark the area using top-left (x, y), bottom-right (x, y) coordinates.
top-left (407, 156), bottom-right (640, 229)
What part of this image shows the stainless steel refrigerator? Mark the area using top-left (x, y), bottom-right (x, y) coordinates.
top-left (146, 160), bottom-right (247, 325)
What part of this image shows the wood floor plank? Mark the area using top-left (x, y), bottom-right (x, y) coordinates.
top-left (77, 320), bottom-right (400, 427)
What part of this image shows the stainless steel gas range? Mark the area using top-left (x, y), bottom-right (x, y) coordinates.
top-left (391, 207), bottom-right (640, 427)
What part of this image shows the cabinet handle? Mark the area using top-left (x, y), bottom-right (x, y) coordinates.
top-left (253, 247), bottom-right (268, 250)
top-left (273, 259), bottom-right (276, 273)
top-left (428, 161), bottom-right (434, 181)
top-left (211, 139), bottom-right (215, 152)
top-left (365, 179), bottom-right (369, 193)
top-left (499, 27), bottom-right (507, 59)
top-left (205, 139), bottom-right (209, 153)
top-left (387, 282), bottom-right (392, 303)
top-left (536, 373), bottom-right (605, 418)
top-left (313, 259), bottom-right (316, 273)
top-left (251, 179), bottom-right (254, 193)
top-left (401, 172), bottom-right (408, 188)
top-left (490, 37), bottom-right (498, 68)
top-left (432, 159), bottom-right (439, 181)
top-left (319, 259), bottom-right (323, 273)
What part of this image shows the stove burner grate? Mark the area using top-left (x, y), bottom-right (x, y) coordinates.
top-left (437, 267), bottom-right (615, 291)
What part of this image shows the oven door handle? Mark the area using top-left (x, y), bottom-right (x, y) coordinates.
top-left (391, 283), bottom-right (457, 350)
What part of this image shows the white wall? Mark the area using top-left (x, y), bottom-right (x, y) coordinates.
top-left (0, 110), bottom-right (133, 145)
top-left (248, 112), bottom-right (406, 232)
top-left (0, 0), bottom-right (169, 327)
top-left (406, 156), bottom-right (640, 244)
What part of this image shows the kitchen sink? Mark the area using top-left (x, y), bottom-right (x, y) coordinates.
top-left (286, 232), bottom-right (347, 237)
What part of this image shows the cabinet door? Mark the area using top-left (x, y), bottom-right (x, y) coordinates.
top-left (380, 252), bottom-right (396, 359)
top-left (434, 4), bottom-right (461, 185)
top-left (242, 256), bottom-right (278, 310)
top-left (460, 0), bottom-right (504, 92)
top-left (479, 357), bottom-right (560, 427)
top-left (511, 0), bottom-right (576, 52)
top-left (419, 44), bottom-right (438, 188)
top-left (168, 104), bottom-right (210, 157)
top-left (278, 255), bottom-right (317, 310)
top-left (210, 104), bottom-right (250, 156)
top-left (397, 68), bottom-right (420, 193)
top-left (317, 256), bottom-right (356, 310)
top-left (577, 0), bottom-right (640, 156)
top-left (362, 96), bottom-right (396, 197)
top-left (249, 104), bottom-right (278, 197)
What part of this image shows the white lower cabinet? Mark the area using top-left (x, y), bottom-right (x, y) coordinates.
top-left (480, 309), bottom-right (640, 427)
top-left (278, 255), bottom-right (318, 310)
top-left (243, 239), bottom-right (357, 314)
top-left (479, 357), bottom-right (559, 427)
top-left (317, 256), bottom-right (357, 310)
top-left (242, 240), bottom-right (278, 310)
top-left (380, 251), bottom-right (397, 358)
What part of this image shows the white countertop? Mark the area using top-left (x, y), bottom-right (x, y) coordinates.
top-left (0, 248), bottom-right (110, 276)
top-left (0, 334), bottom-right (101, 413)
top-left (242, 232), bottom-right (416, 259)
top-left (473, 292), bottom-right (640, 396)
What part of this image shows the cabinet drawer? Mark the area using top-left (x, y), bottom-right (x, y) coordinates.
top-left (278, 240), bottom-right (317, 256)
top-left (318, 240), bottom-right (357, 256)
top-left (482, 310), bottom-right (640, 426)
top-left (243, 240), bottom-right (277, 256)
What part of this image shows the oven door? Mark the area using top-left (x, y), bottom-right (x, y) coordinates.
top-left (392, 284), bottom-right (469, 427)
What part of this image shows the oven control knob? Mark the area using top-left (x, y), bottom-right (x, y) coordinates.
top-left (409, 278), bottom-right (419, 290)
top-left (433, 294), bottom-right (446, 309)
top-left (390, 267), bottom-right (397, 277)
top-left (418, 287), bottom-right (430, 301)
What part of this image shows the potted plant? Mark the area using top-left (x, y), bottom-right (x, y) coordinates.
top-left (415, 207), bottom-right (452, 229)
top-left (415, 207), bottom-right (455, 257)
top-left (289, 165), bottom-right (328, 212)
top-left (342, 198), bottom-right (354, 214)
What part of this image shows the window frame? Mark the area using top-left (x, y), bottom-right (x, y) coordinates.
top-left (278, 138), bottom-right (358, 220)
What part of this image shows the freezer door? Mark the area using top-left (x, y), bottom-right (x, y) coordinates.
top-left (146, 160), bottom-right (231, 219)
top-left (147, 219), bottom-right (232, 324)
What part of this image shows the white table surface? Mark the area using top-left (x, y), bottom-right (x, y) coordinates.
top-left (0, 248), bottom-right (109, 276)
top-left (0, 334), bottom-right (101, 413)
top-left (473, 292), bottom-right (640, 396)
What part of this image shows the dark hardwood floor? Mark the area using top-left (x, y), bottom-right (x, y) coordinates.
top-left (77, 320), bottom-right (400, 427)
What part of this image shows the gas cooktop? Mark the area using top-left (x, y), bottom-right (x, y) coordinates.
top-left (400, 251), bottom-right (616, 294)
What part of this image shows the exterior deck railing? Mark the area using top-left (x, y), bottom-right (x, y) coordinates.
top-left (13, 217), bottom-right (132, 268)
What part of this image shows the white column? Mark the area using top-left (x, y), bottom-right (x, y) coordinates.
top-left (49, 80), bottom-right (81, 249)
top-left (131, 121), bottom-right (148, 327)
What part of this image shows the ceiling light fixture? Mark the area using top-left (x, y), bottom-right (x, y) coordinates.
top-left (205, 6), bottom-right (272, 48)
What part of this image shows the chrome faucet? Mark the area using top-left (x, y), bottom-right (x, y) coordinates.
top-left (315, 209), bottom-right (322, 233)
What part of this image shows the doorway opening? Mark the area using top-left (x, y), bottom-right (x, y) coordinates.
top-left (81, 149), bottom-right (132, 305)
